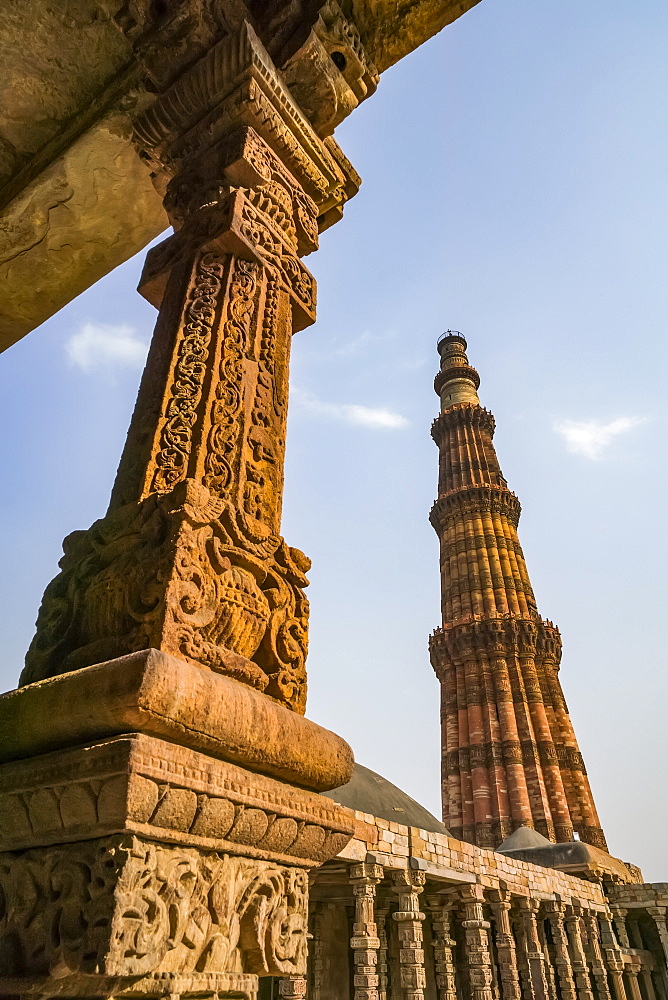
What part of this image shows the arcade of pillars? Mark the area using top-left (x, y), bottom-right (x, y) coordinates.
top-left (429, 334), bottom-right (606, 851)
top-left (299, 820), bottom-right (668, 1000)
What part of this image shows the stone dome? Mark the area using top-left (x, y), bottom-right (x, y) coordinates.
top-left (323, 763), bottom-right (449, 835)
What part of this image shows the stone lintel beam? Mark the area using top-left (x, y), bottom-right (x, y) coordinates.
top-left (0, 0), bottom-right (481, 350)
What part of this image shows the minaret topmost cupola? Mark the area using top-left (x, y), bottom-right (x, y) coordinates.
top-left (435, 331), bottom-right (481, 410)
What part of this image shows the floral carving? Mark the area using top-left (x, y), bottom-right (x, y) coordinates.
top-left (22, 479), bottom-right (308, 711)
top-left (0, 835), bottom-right (308, 980)
top-left (151, 253), bottom-right (226, 495)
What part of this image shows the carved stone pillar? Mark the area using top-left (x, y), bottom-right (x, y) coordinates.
top-left (611, 907), bottom-right (631, 949)
top-left (488, 889), bottom-right (522, 1000)
top-left (517, 897), bottom-right (550, 1000)
top-left (22, 23), bottom-right (361, 705)
top-left (544, 900), bottom-right (578, 1000)
top-left (625, 966), bottom-right (644, 1000)
top-left (597, 912), bottom-right (628, 1000)
top-left (391, 870), bottom-right (428, 1000)
top-left (0, 17), bottom-right (368, 1000)
top-left (582, 911), bottom-right (613, 1000)
top-left (641, 970), bottom-right (658, 1000)
top-left (565, 904), bottom-right (595, 1000)
top-left (425, 895), bottom-right (458, 1000)
top-left (350, 863), bottom-right (384, 1000)
top-left (377, 902), bottom-right (391, 1000)
top-left (647, 906), bottom-right (668, 967)
top-left (460, 884), bottom-right (495, 1000)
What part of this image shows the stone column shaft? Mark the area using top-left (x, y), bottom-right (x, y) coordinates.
top-left (350, 863), bottom-right (384, 1000)
top-left (460, 885), bottom-right (494, 1000)
top-left (565, 906), bottom-right (595, 1000)
top-left (377, 904), bottom-right (391, 1000)
top-left (544, 901), bottom-right (578, 1000)
top-left (582, 912), bottom-right (612, 1000)
top-left (597, 913), bottom-right (627, 1000)
top-left (426, 896), bottom-right (458, 1000)
top-left (488, 891), bottom-right (522, 1000)
top-left (391, 870), bottom-right (427, 1000)
top-left (517, 897), bottom-right (550, 1000)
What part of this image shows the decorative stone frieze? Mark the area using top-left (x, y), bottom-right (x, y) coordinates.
top-left (0, 733), bottom-right (354, 863)
top-left (0, 834), bottom-right (307, 983)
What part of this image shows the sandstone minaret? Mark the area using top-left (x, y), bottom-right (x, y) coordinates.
top-left (429, 332), bottom-right (607, 852)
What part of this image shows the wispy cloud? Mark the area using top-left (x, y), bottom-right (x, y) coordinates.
top-left (293, 387), bottom-right (409, 430)
top-left (65, 322), bottom-right (149, 373)
top-left (553, 416), bottom-right (646, 460)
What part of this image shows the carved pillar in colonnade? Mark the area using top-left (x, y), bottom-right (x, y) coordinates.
top-left (565, 904), bottom-right (595, 1000)
top-left (516, 898), bottom-right (550, 1000)
top-left (350, 863), bottom-right (384, 1000)
top-left (459, 884), bottom-right (495, 1000)
top-left (597, 912), bottom-right (628, 1000)
top-left (582, 911), bottom-right (613, 1000)
top-left (488, 889), bottom-right (522, 1000)
top-left (391, 869), bottom-right (428, 1000)
top-left (648, 906), bottom-right (668, 968)
top-left (376, 902), bottom-right (391, 1000)
top-left (544, 900), bottom-right (578, 1000)
top-left (425, 895), bottom-right (458, 1000)
top-left (0, 12), bottom-right (381, 1000)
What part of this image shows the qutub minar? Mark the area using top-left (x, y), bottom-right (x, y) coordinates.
top-left (429, 332), bottom-right (605, 852)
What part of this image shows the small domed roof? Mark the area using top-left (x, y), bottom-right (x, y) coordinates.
top-left (323, 763), bottom-right (449, 835)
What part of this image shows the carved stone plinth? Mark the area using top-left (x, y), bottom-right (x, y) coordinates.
top-left (0, 712), bottom-right (354, 998)
top-left (0, 732), bottom-right (354, 863)
top-left (0, 834), bottom-right (306, 994)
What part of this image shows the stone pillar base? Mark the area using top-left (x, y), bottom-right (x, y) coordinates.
top-left (0, 651), bottom-right (355, 996)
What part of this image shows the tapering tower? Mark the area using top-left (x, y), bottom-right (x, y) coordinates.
top-left (429, 332), bottom-right (607, 852)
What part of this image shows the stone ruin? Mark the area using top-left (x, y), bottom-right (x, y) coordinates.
top-left (0, 2), bottom-right (666, 999)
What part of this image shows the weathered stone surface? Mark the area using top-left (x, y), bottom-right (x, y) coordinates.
top-left (0, 0), bottom-right (480, 348)
top-left (0, 649), bottom-right (354, 791)
top-left (0, 113), bottom-right (166, 350)
top-left (21, 26), bottom-right (362, 710)
top-left (0, 733), bottom-right (355, 863)
top-left (0, 833), bottom-right (309, 985)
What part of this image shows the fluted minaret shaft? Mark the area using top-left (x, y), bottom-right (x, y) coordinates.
top-left (429, 333), bottom-right (606, 852)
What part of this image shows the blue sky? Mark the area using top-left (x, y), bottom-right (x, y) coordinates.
top-left (2, 0), bottom-right (667, 879)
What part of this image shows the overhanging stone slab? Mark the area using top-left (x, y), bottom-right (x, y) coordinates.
top-left (0, 648), bottom-right (354, 792)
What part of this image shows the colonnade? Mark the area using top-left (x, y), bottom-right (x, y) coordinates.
top-left (288, 866), bottom-right (668, 1000)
